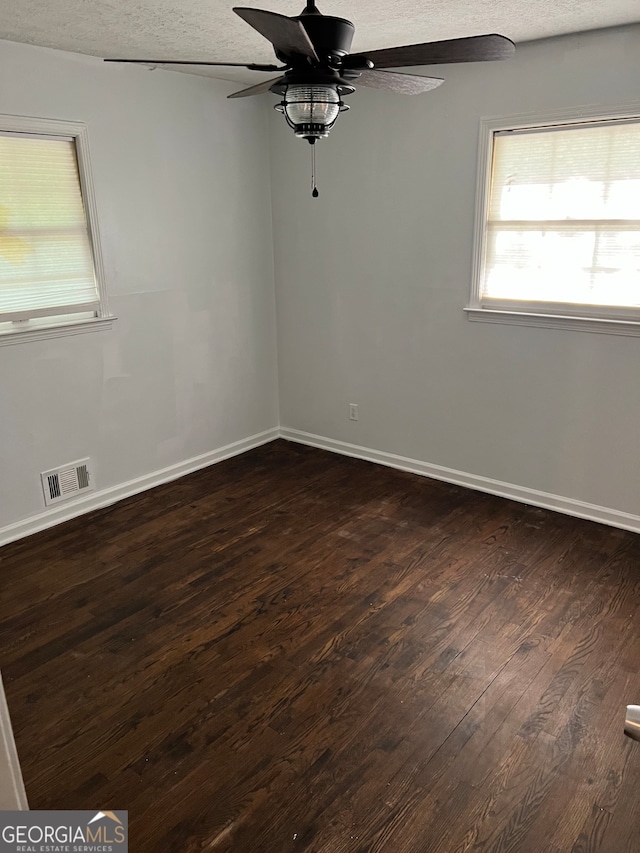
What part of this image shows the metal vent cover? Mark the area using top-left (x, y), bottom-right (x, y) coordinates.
top-left (41, 459), bottom-right (94, 506)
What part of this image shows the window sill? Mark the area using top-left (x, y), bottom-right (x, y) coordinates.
top-left (0, 315), bottom-right (116, 347)
top-left (464, 307), bottom-right (640, 337)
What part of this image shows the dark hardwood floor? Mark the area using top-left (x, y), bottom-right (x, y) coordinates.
top-left (1, 439), bottom-right (639, 852)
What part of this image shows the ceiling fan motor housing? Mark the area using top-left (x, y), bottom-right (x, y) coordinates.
top-left (291, 15), bottom-right (355, 66)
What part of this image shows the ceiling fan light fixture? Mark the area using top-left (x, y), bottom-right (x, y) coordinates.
top-left (275, 84), bottom-right (349, 141)
top-left (106, 4), bottom-right (515, 191)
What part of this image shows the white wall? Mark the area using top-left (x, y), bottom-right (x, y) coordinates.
top-left (270, 25), bottom-right (640, 522)
top-left (2, 26), bottom-right (640, 542)
top-left (0, 40), bottom-right (278, 539)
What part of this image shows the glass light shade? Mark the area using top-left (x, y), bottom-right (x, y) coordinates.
top-left (279, 86), bottom-right (341, 138)
top-left (285, 86), bottom-right (340, 125)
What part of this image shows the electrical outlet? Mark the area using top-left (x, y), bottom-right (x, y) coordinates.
top-left (349, 403), bottom-right (359, 421)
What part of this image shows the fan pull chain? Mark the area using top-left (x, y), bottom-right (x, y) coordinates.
top-left (311, 142), bottom-right (319, 198)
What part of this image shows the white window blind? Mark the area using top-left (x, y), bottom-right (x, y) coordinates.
top-left (482, 120), bottom-right (640, 310)
top-left (0, 133), bottom-right (100, 322)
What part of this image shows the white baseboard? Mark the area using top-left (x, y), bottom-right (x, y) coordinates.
top-left (4, 424), bottom-right (639, 546)
top-left (280, 427), bottom-right (640, 535)
top-left (0, 428), bottom-right (279, 547)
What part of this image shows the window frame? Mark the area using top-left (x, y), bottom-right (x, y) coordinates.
top-left (0, 114), bottom-right (113, 346)
top-left (466, 103), bottom-right (640, 337)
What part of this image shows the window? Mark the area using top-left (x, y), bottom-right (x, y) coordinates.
top-left (467, 107), bottom-right (640, 335)
top-left (0, 115), bottom-right (111, 344)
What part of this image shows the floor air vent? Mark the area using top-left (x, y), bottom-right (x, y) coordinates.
top-left (41, 459), bottom-right (95, 506)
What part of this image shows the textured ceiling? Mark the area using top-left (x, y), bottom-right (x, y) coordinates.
top-left (0, 0), bottom-right (638, 84)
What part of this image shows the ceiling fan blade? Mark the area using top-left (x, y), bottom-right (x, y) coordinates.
top-left (227, 76), bottom-right (283, 99)
top-left (233, 7), bottom-right (319, 61)
top-left (104, 59), bottom-right (283, 71)
top-left (363, 34), bottom-right (515, 69)
top-left (356, 69), bottom-right (444, 95)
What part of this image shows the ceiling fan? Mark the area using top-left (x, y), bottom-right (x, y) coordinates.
top-left (106, 2), bottom-right (515, 195)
